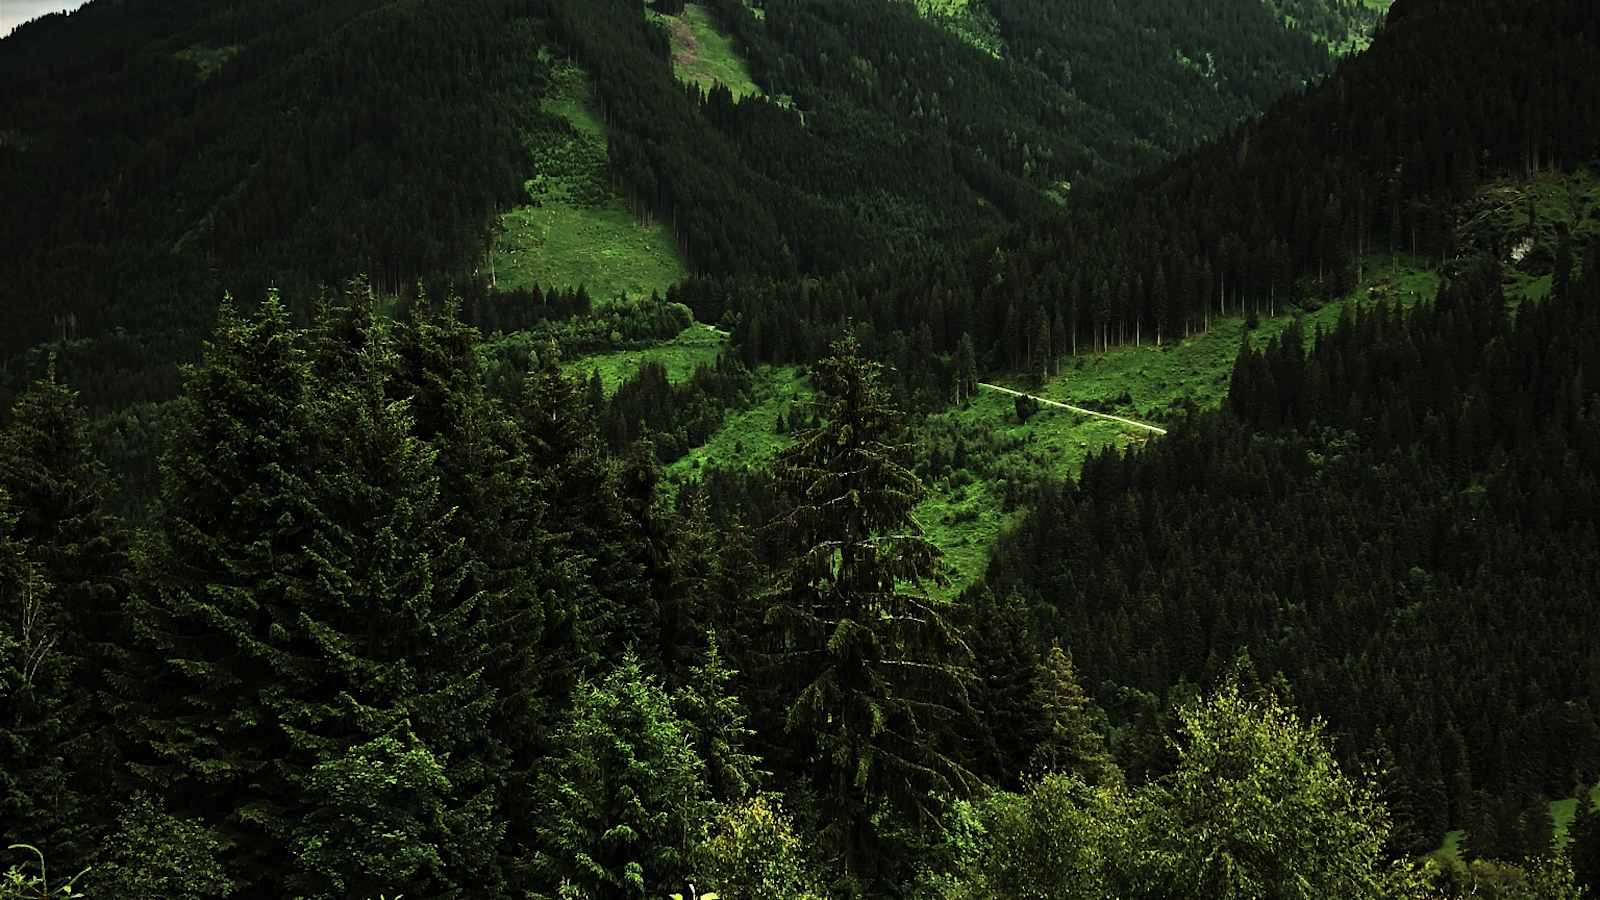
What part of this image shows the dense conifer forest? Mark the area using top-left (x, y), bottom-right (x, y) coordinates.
top-left (3, 0), bottom-right (1600, 898)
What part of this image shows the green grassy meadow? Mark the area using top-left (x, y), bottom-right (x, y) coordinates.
top-left (1463, 170), bottom-right (1600, 307)
top-left (1551, 782), bottom-right (1600, 850)
top-left (999, 256), bottom-right (1438, 424)
top-left (658, 254), bottom-right (1443, 597)
top-left (666, 365), bottom-right (810, 481)
top-left (916, 390), bottom-right (1145, 596)
top-left (651, 3), bottom-right (761, 99)
top-left (562, 325), bottom-right (729, 396)
top-left (1430, 782), bottom-right (1599, 861)
top-left (496, 204), bottom-right (686, 304)
top-left (492, 63), bottom-right (687, 303)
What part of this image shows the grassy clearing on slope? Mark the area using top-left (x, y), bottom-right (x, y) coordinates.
top-left (561, 324), bottom-right (728, 396)
top-left (667, 365), bottom-right (810, 481)
top-left (1430, 782), bottom-right (1598, 861)
top-left (651, 3), bottom-right (761, 99)
top-left (541, 62), bottom-right (606, 139)
top-left (175, 45), bottom-right (241, 81)
top-left (1552, 782), bottom-right (1600, 850)
top-left (497, 204), bottom-right (685, 304)
top-left (1000, 256), bottom-right (1438, 423)
top-left (1462, 170), bottom-right (1600, 306)
top-left (917, 389), bottom-right (1145, 596)
top-left (922, 255), bottom-right (1437, 596)
top-left (491, 63), bottom-right (687, 303)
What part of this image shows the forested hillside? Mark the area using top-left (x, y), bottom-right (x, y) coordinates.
top-left (4, 0), bottom-right (1600, 897)
top-left (680, 0), bottom-right (1600, 383)
top-left (984, 250), bottom-right (1600, 855)
top-left (0, 0), bottom-right (551, 409)
top-left (0, 0), bottom-right (1336, 415)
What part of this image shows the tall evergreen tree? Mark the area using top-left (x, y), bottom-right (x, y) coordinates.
top-left (765, 332), bottom-right (977, 892)
top-left (118, 294), bottom-right (323, 882)
top-left (390, 298), bottom-right (590, 885)
top-left (0, 371), bottom-right (128, 862)
top-left (123, 295), bottom-right (505, 897)
top-left (1570, 788), bottom-right (1600, 896)
top-left (517, 343), bottom-right (647, 668)
top-left (1029, 643), bottom-right (1119, 786)
top-left (0, 492), bottom-right (71, 857)
top-left (956, 333), bottom-right (978, 407)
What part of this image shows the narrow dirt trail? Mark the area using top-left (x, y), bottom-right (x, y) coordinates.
top-left (976, 382), bottom-right (1168, 435)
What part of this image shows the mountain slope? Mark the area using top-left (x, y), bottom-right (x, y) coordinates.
top-left (0, 0), bottom-right (554, 407)
top-left (0, 0), bottom-right (1346, 415)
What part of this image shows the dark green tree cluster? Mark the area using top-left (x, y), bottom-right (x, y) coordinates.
top-left (0, 0), bottom-right (560, 412)
top-left (5, 291), bottom-right (1597, 900)
top-left (598, 354), bottom-right (755, 462)
top-left (673, 0), bottom-right (1599, 392)
top-left (0, 291), bottom-right (766, 898)
top-left (1, 0), bottom-right (1354, 419)
top-left (981, 243), bottom-right (1600, 858)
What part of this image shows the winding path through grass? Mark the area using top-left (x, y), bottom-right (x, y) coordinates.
top-left (976, 382), bottom-right (1168, 435)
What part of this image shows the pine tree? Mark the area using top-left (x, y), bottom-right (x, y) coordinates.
top-left (0, 369), bottom-right (127, 664)
top-left (0, 491), bottom-right (72, 856)
top-left (1029, 644), bottom-right (1120, 786)
top-left (118, 294), bottom-right (322, 881)
top-left (1570, 787), bottom-right (1599, 895)
top-left (390, 299), bottom-right (589, 886)
top-left (675, 631), bottom-right (760, 802)
top-left (0, 371), bottom-right (127, 862)
top-left (957, 333), bottom-right (978, 406)
top-left (517, 343), bottom-right (647, 668)
top-left (765, 332), bottom-right (977, 890)
top-left (123, 295), bottom-right (505, 897)
top-left (587, 368), bottom-right (606, 417)
top-left (294, 296), bottom-right (506, 896)
top-left (962, 590), bottom-right (1042, 786)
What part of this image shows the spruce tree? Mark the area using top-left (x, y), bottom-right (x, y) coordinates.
top-left (956, 333), bottom-right (978, 406)
top-left (390, 298), bottom-right (589, 885)
top-left (675, 631), bottom-right (760, 803)
top-left (517, 345), bottom-right (649, 667)
top-left (0, 371), bottom-right (128, 861)
top-left (0, 492), bottom-right (72, 857)
top-left (0, 369), bottom-right (127, 666)
top-left (1570, 788), bottom-right (1599, 895)
top-left (118, 294), bottom-right (323, 882)
top-left (765, 333), bottom-right (976, 891)
top-left (1029, 643), bottom-right (1119, 786)
top-left (961, 590), bottom-right (1042, 786)
top-left (124, 295), bottom-right (504, 897)
top-left (292, 298), bottom-right (504, 896)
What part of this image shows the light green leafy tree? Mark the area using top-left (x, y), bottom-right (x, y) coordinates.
top-left (933, 775), bottom-right (1134, 900)
top-left (294, 731), bottom-right (462, 898)
top-left (1140, 682), bottom-right (1393, 900)
top-left (86, 793), bottom-right (232, 899)
top-left (692, 795), bottom-right (827, 900)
